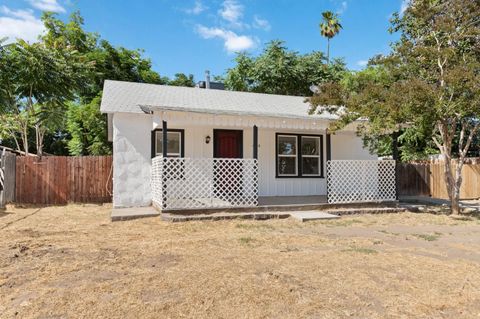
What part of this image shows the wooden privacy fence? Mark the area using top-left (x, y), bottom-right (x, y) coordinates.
top-left (15, 156), bottom-right (113, 204)
top-left (397, 160), bottom-right (480, 200)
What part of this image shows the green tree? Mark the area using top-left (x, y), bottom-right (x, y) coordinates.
top-left (310, 0), bottom-right (480, 215)
top-left (319, 11), bottom-right (342, 64)
top-left (225, 40), bottom-right (346, 96)
top-left (40, 12), bottom-right (167, 155)
top-left (67, 96), bottom-right (111, 155)
top-left (168, 73), bottom-right (195, 87)
top-left (0, 39), bottom-right (87, 156)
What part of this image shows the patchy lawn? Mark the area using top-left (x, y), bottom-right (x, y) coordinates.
top-left (1, 205), bottom-right (480, 318)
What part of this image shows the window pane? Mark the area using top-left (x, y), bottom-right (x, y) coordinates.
top-left (156, 132), bottom-right (162, 154)
top-left (302, 157), bottom-right (319, 175)
top-left (167, 132), bottom-right (180, 154)
top-left (302, 137), bottom-right (319, 155)
top-left (156, 131), bottom-right (181, 155)
top-left (278, 136), bottom-right (297, 155)
top-left (278, 157), bottom-right (296, 175)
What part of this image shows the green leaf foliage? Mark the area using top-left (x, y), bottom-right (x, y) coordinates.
top-left (225, 40), bottom-right (346, 96)
top-left (310, 0), bottom-right (480, 162)
top-left (67, 95), bottom-right (111, 156)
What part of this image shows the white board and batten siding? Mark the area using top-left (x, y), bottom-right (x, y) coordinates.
top-left (112, 112), bottom-right (375, 208)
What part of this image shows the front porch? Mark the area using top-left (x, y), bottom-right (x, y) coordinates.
top-left (151, 156), bottom-right (397, 213)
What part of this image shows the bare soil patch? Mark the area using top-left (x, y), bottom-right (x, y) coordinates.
top-left (1, 205), bottom-right (480, 318)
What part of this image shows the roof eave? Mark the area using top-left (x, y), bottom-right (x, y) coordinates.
top-left (138, 104), bottom-right (339, 122)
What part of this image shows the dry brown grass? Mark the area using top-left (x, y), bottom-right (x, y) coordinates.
top-left (1, 205), bottom-right (480, 318)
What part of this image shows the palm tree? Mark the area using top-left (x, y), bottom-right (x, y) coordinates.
top-left (319, 11), bottom-right (342, 64)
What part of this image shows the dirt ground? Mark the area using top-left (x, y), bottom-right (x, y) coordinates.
top-left (1, 205), bottom-right (480, 319)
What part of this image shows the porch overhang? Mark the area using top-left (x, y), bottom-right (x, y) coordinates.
top-left (141, 106), bottom-right (360, 132)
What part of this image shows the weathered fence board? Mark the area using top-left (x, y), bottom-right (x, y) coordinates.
top-left (0, 152), bottom-right (16, 207)
top-left (397, 160), bottom-right (480, 200)
top-left (15, 156), bottom-right (112, 204)
top-left (397, 163), bottom-right (430, 196)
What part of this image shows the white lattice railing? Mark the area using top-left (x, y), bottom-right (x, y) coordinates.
top-left (151, 157), bottom-right (258, 210)
top-left (327, 160), bottom-right (396, 204)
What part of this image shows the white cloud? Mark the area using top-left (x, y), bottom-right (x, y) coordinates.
top-left (195, 24), bottom-right (256, 53)
top-left (28, 0), bottom-right (65, 13)
top-left (253, 15), bottom-right (270, 31)
top-left (219, 0), bottom-right (243, 25)
top-left (0, 6), bottom-right (45, 43)
top-left (337, 1), bottom-right (348, 14)
top-left (357, 60), bottom-right (368, 67)
top-left (400, 0), bottom-right (410, 15)
top-left (185, 0), bottom-right (206, 15)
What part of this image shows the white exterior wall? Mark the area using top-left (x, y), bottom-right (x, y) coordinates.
top-left (331, 133), bottom-right (376, 160)
top-left (112, 113), bottom-right (152, 207)
top-left (111, 111), bottom-right (375, 207)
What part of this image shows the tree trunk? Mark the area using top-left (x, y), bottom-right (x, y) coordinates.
top-left (327, 38), bottom-right (330, 64)
top-left (450, 160), bottom-right (463, 215)
top-left (391, 131), bottom-right (400, 161)
top-left (22, 125), bottom-right (29, 156)
top-left (35, 123), bottom-right (43, 159)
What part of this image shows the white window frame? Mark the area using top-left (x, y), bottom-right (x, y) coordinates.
top-left (277, 134), bottom-right (298, 177)
top-left (301, 136), bottom-right (321, 177)
top-left (155, 131), bottom-right (182, 157)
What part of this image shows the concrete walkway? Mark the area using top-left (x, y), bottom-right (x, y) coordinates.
top-left (290, 211), bottom-right (340, 222)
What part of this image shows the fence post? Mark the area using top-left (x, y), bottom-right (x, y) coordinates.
top-left (0, 152), bottom-right (6, 208)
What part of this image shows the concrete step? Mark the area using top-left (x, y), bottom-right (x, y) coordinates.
top-left (162, 201), bottom-right (400, 215)
top-left (162, 207), bottom-right (406, 223)
top-left (111, 205), bottom-right (406, 222)
top-left (324, 207), bottom-right (407, 216)
top-left (111, 207), bottom-right (160, 221)
top-left (290, 211), bottom-right (340, 222)
top-left (161, 212), bottom-right (291, 222)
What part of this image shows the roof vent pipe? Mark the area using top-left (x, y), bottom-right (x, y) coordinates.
top-left (205, 70), bottom-right (211, 89)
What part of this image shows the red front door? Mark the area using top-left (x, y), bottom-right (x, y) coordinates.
top-left (214, 130), bottom-right (243, 158)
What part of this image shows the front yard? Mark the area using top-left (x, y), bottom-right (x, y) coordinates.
top-left (1, 205), bottom-right (480, 318)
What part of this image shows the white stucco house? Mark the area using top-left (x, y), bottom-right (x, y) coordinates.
top-left (100, 80), bottom-right (395, 211)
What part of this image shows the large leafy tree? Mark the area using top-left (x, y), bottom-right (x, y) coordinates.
top-left (0, 39), bottom-right (87, 156)
top-left (1, 11), bottom-right (196, 156)
top-left (310, 0), bottom-right (480, 214)
top-left (66, 96), bottom-right (111, 155)
top-left (40, 12), bottom-right (168, 155)
top-left (225, 40), bottom-right (346, 96)
top-left (319, 11), bottom-right (342, 64)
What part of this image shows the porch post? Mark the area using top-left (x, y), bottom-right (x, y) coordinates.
top-left (253, 125), bottom-right (258, 159)
top-left (161, 120), bottom-right (168, 210)
top-left (162, 120), bottom-right (168, 158)
top-left (326, 131), bottom-right (331, 161)
top-left (326, 129), bottom-right (331, 203)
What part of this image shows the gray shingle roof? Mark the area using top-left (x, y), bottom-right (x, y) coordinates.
top-left (100, 80), bottom-right (338, 120)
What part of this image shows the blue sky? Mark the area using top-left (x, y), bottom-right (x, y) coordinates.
top-left (0, 0), bottom-right (407, 80)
